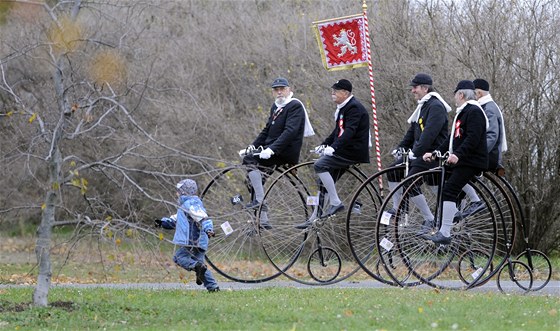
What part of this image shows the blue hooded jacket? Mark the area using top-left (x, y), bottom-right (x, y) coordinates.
top-left (172, 195), bottom-right (213, 250)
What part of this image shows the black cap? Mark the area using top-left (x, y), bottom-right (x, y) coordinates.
top-left (271, 77), bottom-right (289, 88)
top-left (409, 73), bottom-right (433, 86)
top-left (454, 80), bottom-right (475, 93)
top-left (331, 79), bottom-right (352, 92)
top-left (473, 78), bottom-right (490, 91)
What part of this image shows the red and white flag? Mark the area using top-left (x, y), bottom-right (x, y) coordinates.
top-left (313, 14), bottom-right (368, 71)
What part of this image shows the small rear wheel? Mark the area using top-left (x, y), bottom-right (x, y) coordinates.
top-left (496, 260), bottom-right (533, 294)
top-left (515, 249), bottom-right (552, 291)
top-left (307, 247), bottom-right (342, 283)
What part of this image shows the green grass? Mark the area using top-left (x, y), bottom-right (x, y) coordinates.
top-left (1, 231), bottom-right (558, 330)
top-left (0, 287), bottom-right (558, 330)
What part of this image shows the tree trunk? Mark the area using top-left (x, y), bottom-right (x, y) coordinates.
top-left (33, 145), bottom-right (62, 306)
top-left (32, 0), bottom-right (81, 306)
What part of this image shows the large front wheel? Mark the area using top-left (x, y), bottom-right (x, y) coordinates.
top-left (200, 165), bottom-right (283, 283)
top-left (376, 168), bottom-right (498, 290)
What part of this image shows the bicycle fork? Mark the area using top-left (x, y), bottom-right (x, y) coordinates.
top-left (314, 230), bottom-right (328, 267)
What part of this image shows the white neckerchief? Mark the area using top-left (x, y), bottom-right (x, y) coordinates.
top-left (478, 94), bottom-right (508, 153)
top-left (333, 94), bottom-right (353, 121)
top-left (449, 100), bottom-right (489, 153)
top-left (407, 92), bottom-right (452, 124)
top-left (275, 92), bottom-right (315, 137)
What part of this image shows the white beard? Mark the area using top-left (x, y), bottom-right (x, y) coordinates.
top-left (275, 96), bottom-right (287, 105)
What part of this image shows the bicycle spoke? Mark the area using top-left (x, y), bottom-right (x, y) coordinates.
top-left (200, 165), bottom-right (282, 282)
top-left (346, 167), bottom-right (405, 285)
top-left (260, 162), bottom-right (365, 285)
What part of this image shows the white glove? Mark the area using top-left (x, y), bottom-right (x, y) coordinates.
top-left (314, 145), bottom-right (326, 154)
top-left (391, 149), bottom-right (399, 158)
top-left (259, 147), bottom-right (274, 159)
top-left (408, 151), bottom-right (417, 160)
top-left (323, 146), bottom-right (335, 156)
top-left (238, 145), bottom-right (255, 157)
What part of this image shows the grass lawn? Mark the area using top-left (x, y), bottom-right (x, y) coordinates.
top-left (0, 286), bottom-right (559, 330)
top-left (1, 228), bottom-right (558, 330)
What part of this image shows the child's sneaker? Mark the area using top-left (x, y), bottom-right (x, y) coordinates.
top-left (208, 287), bottom-right (220, 292)
top-left (194, 262), bottom-right (207, 285)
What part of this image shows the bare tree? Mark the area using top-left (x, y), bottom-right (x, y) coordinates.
top-left (0, 0), bottom-right (222, 306)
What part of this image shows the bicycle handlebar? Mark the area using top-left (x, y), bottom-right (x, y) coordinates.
top-left (310, 145), bottom-right (327, 155)
top-left (393, 147), bottom-right (411, 158)
top-left (429, 150), bottom-right (450, 166)
top-left (238, 145), bottom-right (264, 157)
top-left (431, 150), bottom-right (449, 159)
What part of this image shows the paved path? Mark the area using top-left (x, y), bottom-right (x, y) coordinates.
top-left (3, 280), bottom-right (558, 296)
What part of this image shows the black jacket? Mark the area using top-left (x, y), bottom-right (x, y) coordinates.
top-left (439, 102), bottom-right (488, 169)
top-left (252, 99), bottom-right (305, 165)
top-left (322, 96), bottom-right (370, 163)
top-left (481, 101), bottom-right (503, 170)
top-left (398, 96), bottom-right (448, 158)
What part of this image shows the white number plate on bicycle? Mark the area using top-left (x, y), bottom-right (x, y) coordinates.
top-left (471, 267), bottom-right (483, 280)
top-left (220, 221), bottom-right (234, 236)
top-left (380, 237), bottom-right (394, 251)
top-left (380, 211), bottom-right (393, 225)
top-left (306, 194), bottom-right (319, 206)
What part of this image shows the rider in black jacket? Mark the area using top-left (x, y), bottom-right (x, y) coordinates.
top-left (423, 80), bottom-right (488, 245)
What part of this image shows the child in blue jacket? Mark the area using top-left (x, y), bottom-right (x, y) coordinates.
top-left (172, 179), bottom-right (220, 292)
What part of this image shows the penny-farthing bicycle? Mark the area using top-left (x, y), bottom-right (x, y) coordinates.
top-left (257, 157), bottom-right (369, 285)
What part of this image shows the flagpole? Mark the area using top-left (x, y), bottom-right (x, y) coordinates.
top-left (362, 0), bottom-right (383, 175)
